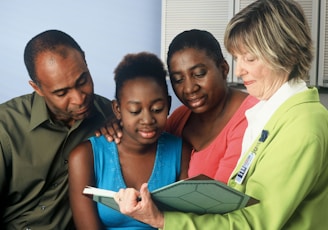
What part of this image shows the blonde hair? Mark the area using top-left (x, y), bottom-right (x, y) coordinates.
top-left (224, 0), bottom-right (313, 80)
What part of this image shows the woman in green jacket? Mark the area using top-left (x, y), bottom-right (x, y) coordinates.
top-left (113, 0), bottom-right (328, 229)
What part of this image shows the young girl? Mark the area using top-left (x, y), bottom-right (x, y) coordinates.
top-left (68, 52), bottom-right (190, 229)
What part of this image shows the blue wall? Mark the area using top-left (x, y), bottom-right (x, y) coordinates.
top-left (0, 1), bottom-right (172, 106)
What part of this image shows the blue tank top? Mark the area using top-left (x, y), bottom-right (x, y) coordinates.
top-left (89, 132), bottom-right (182, 230)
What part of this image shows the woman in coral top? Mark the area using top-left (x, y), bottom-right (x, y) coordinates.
top-left (165, 29), bottom-right (258, 183)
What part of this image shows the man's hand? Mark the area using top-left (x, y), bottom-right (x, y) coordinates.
top-left (95, 116), bottom-right (123, 144)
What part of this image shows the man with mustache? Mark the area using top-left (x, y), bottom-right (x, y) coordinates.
top-left (0, 29), bottom-right (114, 229)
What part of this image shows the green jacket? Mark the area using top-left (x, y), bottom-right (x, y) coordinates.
top-left (163, 88), bottom-right (328, 230)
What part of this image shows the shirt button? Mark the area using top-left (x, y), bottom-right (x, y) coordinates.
top-left (40, 205), bottom-right (46, 210)
top-left (64, 160), bottom-right (68, 164)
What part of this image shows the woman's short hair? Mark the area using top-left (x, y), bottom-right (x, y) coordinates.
top-left (224, 0), bottom-right (313, 80)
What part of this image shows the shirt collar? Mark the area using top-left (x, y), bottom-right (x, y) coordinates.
top-left (29, 93), bottom-right (51, 130)
top-left (241, 79), bottom-right (307, 157)
top-left (246, 79), bottom-right (307, 123)
top-left (29, 93), bottom-right (108, 131)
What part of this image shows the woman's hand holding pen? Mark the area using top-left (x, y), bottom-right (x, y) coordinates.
top-left (114, 183), bottom-right (164, 228)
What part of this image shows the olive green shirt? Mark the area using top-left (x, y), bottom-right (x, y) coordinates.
top-left (0, 92), bottom-right (113, 230)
